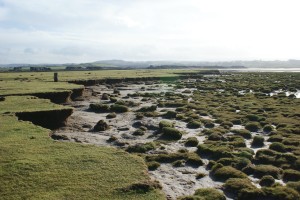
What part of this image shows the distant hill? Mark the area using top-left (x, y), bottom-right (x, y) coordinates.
top-left (1, 59), bottom-right (300, 69)
top-left (93, 59), bottom-right (300, 69)
top-left (147, 65), bottom-right (245, 69)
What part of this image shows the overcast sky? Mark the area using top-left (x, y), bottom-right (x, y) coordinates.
top-left (0, 0), bottom-right (300, 64)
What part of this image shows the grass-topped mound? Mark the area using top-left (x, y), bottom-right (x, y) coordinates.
top-left (161, 127), bottom-right (183, 140)
top-left (0, 115), bottom-right (164, 199)
top-left (159, 120), bottom-right (174, 129)
top-left (251, 136), bottom-right (264, 147)
top-left (253, 165), bottom-right (281, 179)
top-left (179, 188), bottom-right (226, 200)
top-left (185, 137), bottom-right (199, 147)
top-left (187, 120), bottom-right (202, 129)
top-left (283, 169), bottom-right (300, 182)
top-left (287, 181), bottom-right (300, 194)
top-left (231, 129), bottom-right (252, 139)
top-left (89, 103), bottom-right (129, 113)
top-left (126, 142), bottom-right (156, 153)
top-left (254, 149), bottom-right (299, 168)
top-left (259, 175), bottom-right (275, 187)
top-left (110, 104), bottom-right (129, 113)
top-left (262, 186), bottom-right (300, 200)
top-left (223, 178), bottom-right (257, 196)
top-left (211, 166), bottom-right (248, 181)
top-left (145, 152), bottom-right (203, 167)
top-left (89, 103), bottom-right (110, 112)
top-left (197, 144), bottom-right (234, 160)
top-left (224, 178), bottom-right (300, 200)
top-left (245, 122), bottom-right (261, 132)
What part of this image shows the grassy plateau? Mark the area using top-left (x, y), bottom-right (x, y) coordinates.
top-left (0, 69), bottom-right (173, 199)
top-left (0, 115), bottom-right (163, 200)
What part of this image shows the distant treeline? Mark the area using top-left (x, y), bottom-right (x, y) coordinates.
top-left (8, 66), bottom-right (129, 72)
top-left (8, 65), bottom-right (244, 72)
top-left (65, 66), bottom-right (131, 71)
top-left (11, 67), bottom-right (52, 72)
top-left (30, 67), bottom-right (51, 72)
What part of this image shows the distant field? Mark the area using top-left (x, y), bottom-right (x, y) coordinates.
top-left (0, 69), bottom-right (200, 82)
top-left (0, 69), bottom-right (201, 96)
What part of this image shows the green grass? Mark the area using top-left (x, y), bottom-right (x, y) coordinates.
top-left (0, 69), bottom-right (200, 96)
top-left (0, 115), bottom-right (164, 200)
top-left (0, 96), bottom-right (68, 113)
top-left (0, 69), bottom-right (200, 82)
top-left (0, 81), bottom-right (83, 96)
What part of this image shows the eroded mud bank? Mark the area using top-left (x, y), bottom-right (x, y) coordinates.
top-left (16, 108), bottom-right (73, 130)
top-left (1, 88), bottom-right (84, 104)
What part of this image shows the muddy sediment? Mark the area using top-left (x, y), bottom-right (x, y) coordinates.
top-left (53, 81), bottom-right (224, 199)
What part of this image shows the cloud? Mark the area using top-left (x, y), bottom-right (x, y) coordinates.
top-left (0, 47), bottom-right (10, 54)
top-left (0, 6), bottom-right (8, 21)
top-left (0, 0), bottom-right (300, 64)
top-left (115, 15), bottom-right (140, 28)
top-left (52, 46), bottom-right (85, 56)
top-left (24, 48), bottom-right (38, 54)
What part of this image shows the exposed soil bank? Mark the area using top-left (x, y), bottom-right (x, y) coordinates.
top-left (32, 91), bottom-right (72, 104)
top-left (174, 70), bottom-right (220, 76)
top-left (32, 87), bottom-right (85, 103)
top-left (16, 108), bottom-right (73, 130)
top-left (68, 72), bottom-right (221, 87)
top-left (68, 76), bottom-right (185, 86)
top-left (70, 88), bottom-right (85, 100)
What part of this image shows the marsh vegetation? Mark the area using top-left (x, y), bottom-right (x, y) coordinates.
top-left (1, 70), bottom-right (299, 199)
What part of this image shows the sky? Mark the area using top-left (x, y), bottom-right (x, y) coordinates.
top-left (0, 0), bottom-right (300, 64)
